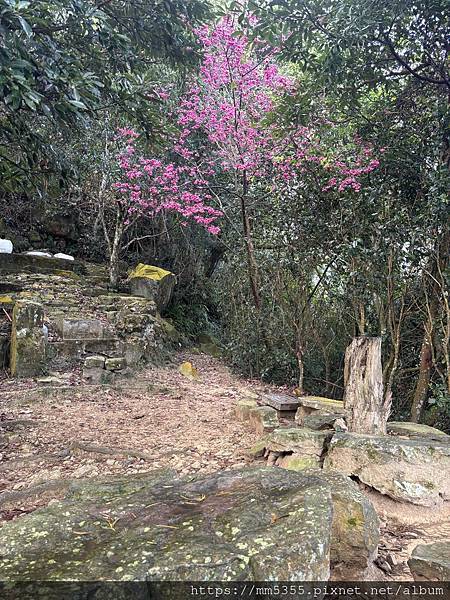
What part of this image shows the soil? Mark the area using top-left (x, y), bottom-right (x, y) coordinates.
top-left (1, 351), bottom-right (449, 580)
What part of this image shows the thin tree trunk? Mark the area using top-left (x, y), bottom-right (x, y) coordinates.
top-left (344, 336), bottom-right (390, 434)
top-left (109, 207), bottom-right (124, 289)
top-left (240, 171), bottom-right (261, 310)
top-left (410, 330), bottom-right (433, 422)
top-left (296, 339), bottom-right (305, 395)
top-left (410, 229), bottom-right (449, 421)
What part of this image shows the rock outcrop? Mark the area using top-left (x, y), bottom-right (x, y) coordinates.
top-left (1, 258), bottom-right (179, 377)
top-left (324, 432), bottom-right (450, 506)
top-left (128, 263), bottom-right (176, 312)
top-left (408, 542), bottom-right (450, 581)
top-left (0, 467), bottom-right (379, 582)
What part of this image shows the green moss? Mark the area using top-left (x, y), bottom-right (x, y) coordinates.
top-left (284, 456), bottom-right (318, 471)
top-left (55, 270), bottom-right (81, 280)
top-left (346, 516), bottom-right (363, 528)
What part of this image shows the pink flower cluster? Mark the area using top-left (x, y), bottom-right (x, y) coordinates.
top-left (171, 17), bottom-right (380, 194)
top-left (113, 129), bottom-right (222, 235)
top-left (111, 18), bottom-right (382, 237)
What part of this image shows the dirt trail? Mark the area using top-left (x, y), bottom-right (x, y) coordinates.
top-left (1, 352), bottom-right (449, 580)
top-left (0, 353), bottom-right (264, 518)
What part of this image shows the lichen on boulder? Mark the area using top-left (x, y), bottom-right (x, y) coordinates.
top-left (128, 263), bottom-right (176, 312)
top-left (0, 467), bottom-right (379, 582)
top-left (259, 427), bottom-right (332, 470)
top-left (324, 432), bottom-right (450, 506)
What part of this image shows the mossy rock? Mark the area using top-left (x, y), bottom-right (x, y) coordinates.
top-left (408, 542), bottom-right (450, 581)
top-left (128, 264), bottom-right (176, 312)
top-left (387, 421), bottom-right (449, 442)
top-left (0, 467), bottom-right (379, 583)
top-left (324, 432), bottom-right (450, 506)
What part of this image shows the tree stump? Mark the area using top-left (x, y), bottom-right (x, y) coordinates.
top-left (343, 336), bottom-right (390, 435)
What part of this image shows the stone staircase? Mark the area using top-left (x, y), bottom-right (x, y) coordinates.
top-left (0, 256), bottom-right (169, 379)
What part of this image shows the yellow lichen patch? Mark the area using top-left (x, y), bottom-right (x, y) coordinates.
top-left (0, 295), bottom-right (13, 304)
top-left (128, 263), bottom-right (173, 281)
top-left (55, 270), bottom-right (81, 280)
top-left (179, 361), bottom-right (198, 380)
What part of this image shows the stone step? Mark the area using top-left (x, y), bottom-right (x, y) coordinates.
top-left (53, 318), bottom-right (115, 340)
top-left (48, 337), bottom-right (124, 360)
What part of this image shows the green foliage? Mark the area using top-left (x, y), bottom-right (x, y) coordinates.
top-left (0, 0), bottom-right (211, 191)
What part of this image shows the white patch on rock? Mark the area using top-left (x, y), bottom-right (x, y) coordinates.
top-left (0, 239), bottom-right (13, 253)
top-left (54, 253), bottom-right (75, 261)
top-left (26, 251), bottom-right (53, 257)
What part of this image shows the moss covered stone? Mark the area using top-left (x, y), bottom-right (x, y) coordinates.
top-left (324, 432), bottom-right (450, 506)
top-left (248, 406), bottom-right (278, 434)
top-left (234, 399), bottom-right (258, 422)
top-left (295, 397), bottom-right (345, 426)
top-left (264, 427), bottom-right (332, 466)
top-left (10, 300), bottom-right (46, 377)
top-left (387, 421), bottom-right (449, 442)
top-left (0, 467), bottom-right (379, 582)
top-left (408, 542), bottom-right (450, 581)
top-left (0, 467), bottom-right (350, 582)
top-left (128, 264), bottom-right (176, 312)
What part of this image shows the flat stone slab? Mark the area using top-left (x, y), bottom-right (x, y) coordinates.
top-left (258, 393), bottom-right (302, 412)
top-left (299, 396), bottom-right (345, 411)
top-left (387, 422), bottom-right (449, 442)
top-left (296, 397), bottom-right (345, 426)
top-left (0, 467), bottom-right (378, 581)
top-left (324, 432), bottom-right (450, 507)
top-left (408, 542), bottom-right (450, 581)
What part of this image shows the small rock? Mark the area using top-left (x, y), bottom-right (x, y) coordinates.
top-left (386, 553), bottom-right (398, 567)
top-left (105, 357), bottom-right (127, 371)
top-left (375, 557), bottom-right (392, 574)
top-left (84, 355), bottom-right (106, 369)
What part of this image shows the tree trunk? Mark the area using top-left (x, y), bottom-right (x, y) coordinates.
top-left (344, 336), bottom-right (390, 435)
top-left (410, 329), bottom-right (433, 422)
top-left (296, 340), bottom-right (305, 395)
top-left (240, 171), bottom-right (261, 310)
top-left (109, 209), bottom-right (123, 289)
top-left (410, 229), bottom-right (449, 422)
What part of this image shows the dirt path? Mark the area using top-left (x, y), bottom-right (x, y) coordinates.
top-left (0, 353), bottom-right (265, 520)
top-left (1, 352), bottom-right (449, 580)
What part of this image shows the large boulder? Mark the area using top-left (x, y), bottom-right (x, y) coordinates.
top-left (408, 542), bottom-right (450, 581)
top-left (387, 421), bottom-right (449, 442)
top-left (128, 264), bottom-right (176, 312)
top-left (324, 432), bottom-right (450, 506)
top-left (0, 467), bottom-right (378, 582)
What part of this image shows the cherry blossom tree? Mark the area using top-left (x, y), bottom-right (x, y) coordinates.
top-left (170, 17), bottom-right (380, 309)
